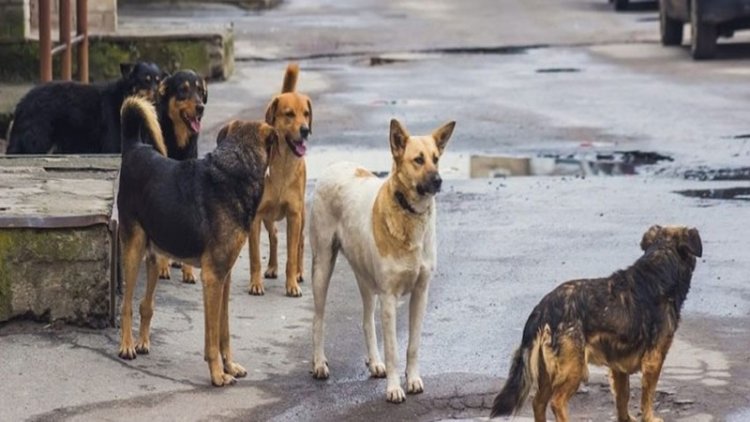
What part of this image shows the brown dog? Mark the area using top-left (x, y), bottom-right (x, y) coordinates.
top-left (248, 63), bottom-right (312, 297)
top-left (117, 97), bottom-right (274, 386)
top-left (491, 225), bottom-right (702, 422)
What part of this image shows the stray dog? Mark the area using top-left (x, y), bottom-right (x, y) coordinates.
top-left (117, 96), bottom-right (274, 386)
top-left (248, 63), bottom-right (312, 297)
top-left (310, 119), bottom-right (456, 402)
top-left (7, 62), bottom-right (162, 154)
top-left (154, 70), bottom-right (208, 284)
top-left (490, 225), bottom-right (702, 422)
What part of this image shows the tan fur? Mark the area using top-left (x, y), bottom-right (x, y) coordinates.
top-left (248, 63), bottom-right (312, 297)
top-left (121, 97), bottom-right (166, 156)
top-left (354, 167), bottom-right (373, 177)
top-left (167, 96), bottom-right (193, 150)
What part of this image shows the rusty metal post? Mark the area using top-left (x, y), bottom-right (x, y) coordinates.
top-left (77, 0), bottom-right (89, 83)
top-left (39, 0), bottom-right (52, 82)
top-left (60, 0), bottom-right (72, 80)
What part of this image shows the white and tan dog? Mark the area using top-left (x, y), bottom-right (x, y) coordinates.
top-left (310, 118), bottom-right (455, 403)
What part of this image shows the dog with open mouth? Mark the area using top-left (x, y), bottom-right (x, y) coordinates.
top-left (154, 70), bottom-right (208, 283)
top-left (247, 63), bottom-right (312, 297)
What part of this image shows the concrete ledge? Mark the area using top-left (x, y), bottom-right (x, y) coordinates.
top-left (0, 156), bottom-right (120, 328)
top-left (0, 29), bottom-right (234, 82)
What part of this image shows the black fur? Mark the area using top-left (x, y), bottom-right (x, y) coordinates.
top-left (6, 62), bottom-right (162, 154)
top-left (118, 102), bottom-right (270, 262)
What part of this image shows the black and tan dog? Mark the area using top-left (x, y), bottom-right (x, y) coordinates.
top-left (153, 70), bottom-right (208, 284)
top-left (248, 63), bottom-right (312, 297)
top-left (116, 96), bottom-right (274, 386)
top-left (491, 225), bottom-right (702, 422)
top-left (7, 62), bottom-right (162, 154)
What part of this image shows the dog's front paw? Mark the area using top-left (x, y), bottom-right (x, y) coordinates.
top-left (158, 265), bottom-right (171, 280)
top-left (249, 283), bottom-right (265, 296)
top-left (182, 268), bottom-right (197, 284)
top-left (407, 376), bottom-right (424, 394)
top-left (211, 373), bottom-right (237, 387)
top-left (386, 385), bottom-right (406, 403)
top-left (224, 362), bottom-right (247, 378)
top-left (286, 283), bottom-right (302, 297)
top-left (641, 416), bottom-right (661, 422)
top-left (118, 341), bottom-right (137, 360)
top-left (366, 360), bottom-right (386, 378)
top-left (312, 360), bottom-right (329, 379)
top-left (135, 339), bottom-right (150, 355)
top-left (264, 267), bottom-right (278, 279)
top-left (297, 274), bottom-right (305, 284)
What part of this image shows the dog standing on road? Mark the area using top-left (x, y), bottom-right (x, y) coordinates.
top-left (490, 225), bottom-right (702, 422)
top-left (116, 97), bottom-right (274, 386)
top-left (248, 63), bottom-right (312, 297)
top-left (310, 119), bottom-right (455, 403)
top-left (153, 70), bottom-right (208, 284)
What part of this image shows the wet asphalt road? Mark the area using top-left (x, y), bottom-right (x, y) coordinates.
top-left (2, 0), bottom-right (750, 420)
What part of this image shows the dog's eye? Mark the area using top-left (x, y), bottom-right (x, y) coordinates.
top-left (414, 156), bottom-right (425, 165)
top-left (286, 111), bottom-right (295, 118)
top-left (146, 76), bottom-right (151, 82)
top-left (433, 155), bottom-right (439, 164)
top-left (304, 111), bottom-right (310, 118)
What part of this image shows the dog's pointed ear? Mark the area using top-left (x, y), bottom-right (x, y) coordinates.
top-left (159, 71), bottom-right (170, 81)
top-left (432, 121), bottom-right (455, 154)
top-left (158, 77), bottom-right (168, 98)
top-left (306, 98), bottom-right (313, 134)
top-left (216, 121), bottom-right (235, 146)
top-left (265, 97), bottom-right (279, 126)
top-left (202, 77), bottom-right (209, 104)
top-left (120, 63), bottom-right (135, 78)
top-left (389, 119), bottom-right (409, 159)
top-left (640, 225), bottom-right (662, 251)
top-left (680, 227), bottom-right (703, 257)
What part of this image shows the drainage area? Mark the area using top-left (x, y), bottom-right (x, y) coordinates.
top-left (675, 187), bottom-right (750, 201)
top-left (305, 148), bottom-right (672, 179)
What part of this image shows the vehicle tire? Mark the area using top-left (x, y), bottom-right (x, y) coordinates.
top-left (659, 0), bottom-right (684, 46)
top-left (690, 0), bottom-right (717, 59)
top-left (614, 0), bottom-right (629, 11)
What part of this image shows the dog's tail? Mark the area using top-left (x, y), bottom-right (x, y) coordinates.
top-left (120, 96), bottom-right (167, 156)
top-left (490, 316), bottom-right (550, 418)
top-left (281, 63), bottom-right (299, 93)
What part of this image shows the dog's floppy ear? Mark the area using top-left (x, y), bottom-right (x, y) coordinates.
top-left (389, 119), bottom-right (409, 159)
top-left (432, 121), bottom-right (455, 154)
top-left (265, 97), bottom-right (279, 126)
top-left (306, 98), bottom-right (313, 134)
top-left (680, 227), bottom-right (703, 257)
top-left (640, 225), bottom-right (662, 251)
top-left (120, 63), bottom-right (135, 78)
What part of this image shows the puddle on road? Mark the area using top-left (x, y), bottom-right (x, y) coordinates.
top-left (684, 167), bottom-right (750, 181)
top-left (306, 148), bottom-right (671, 180)
top-left (536, 67), bottom-right (581, 73)
top-left (675, 187), bottom-right (750, 201)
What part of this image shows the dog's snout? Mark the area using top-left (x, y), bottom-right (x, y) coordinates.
top-left (431, 173), bottom-right (442, 191)
top-left (196, 103), bottom-right (205, 117)
top-left (300, 126), bottom-right (310, 139)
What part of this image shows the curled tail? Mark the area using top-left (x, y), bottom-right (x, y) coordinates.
top-left (120, 96), bottom-right (166, 156)
top-left (490, 321), bottom-right (550, 418)
top-left (281, 63), bottom-right (299, 93)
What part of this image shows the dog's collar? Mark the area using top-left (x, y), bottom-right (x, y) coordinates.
top-left (395, 191), bottom-right (421, 215)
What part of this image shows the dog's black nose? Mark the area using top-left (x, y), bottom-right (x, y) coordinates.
top-left (196, 104), bottom-right (205, 117)
top-left (300, 126), bottom-right (310, 139)
top-left (431, 174), bottom-right (442, 191)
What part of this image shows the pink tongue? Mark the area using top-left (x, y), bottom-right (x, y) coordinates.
top-left (189, 118), bottom-right (201, 133)
top-left (294, 141), bottom-right (307, 156)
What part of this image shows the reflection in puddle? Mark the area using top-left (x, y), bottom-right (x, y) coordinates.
top-left (675, 187), bottom-right (750, 201)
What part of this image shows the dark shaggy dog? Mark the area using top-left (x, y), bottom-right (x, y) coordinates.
top-left (491, 225), bottom-right (702, 422)
top-left (117, 96), bottom-right (275, 386)
top-left (6, 62), bottom-right (162, 154)
top-left (152, 69), bottom-right (208, 283)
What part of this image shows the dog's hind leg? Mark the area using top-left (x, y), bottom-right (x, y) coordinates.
top-left (380, 293), bottom-right (405, 403)
top-left (118, 224), bottom-right (147, 360)
top-left (533, 368), bottom-right (553, 422)
top-left (135, 253), bottom-right (159, 355)
top-left (356, 276), bottom-right (385, 378)
top-left (263, 219), bottom-right (278, 279)
top-left (609, 370), bottom-right (636, 422)
top-left (201, 265), bottom-right (235, 387)
top-left (405, 271), bottom-right (430, 395)
top-left (311, 229), bottom-right (338, 379)
top-left (181, 264), bottom-right (197, 284)
top-left (220, 273), bottom-right (247, 378)
top-left (249, 217), bottom-right (265, 295)
top-left (296, 211), bottom-right (305, 284)
top-left (156, 254), bottom-right (171, 279)
top-left (548, 334), bottom-right (585, 422)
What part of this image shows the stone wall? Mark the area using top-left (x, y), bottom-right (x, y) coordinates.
top-left (0, 0), bottom-right (30, 41)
